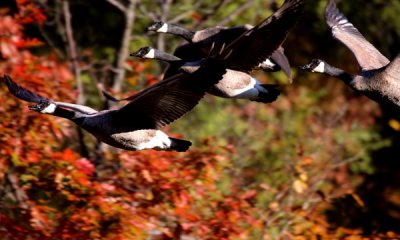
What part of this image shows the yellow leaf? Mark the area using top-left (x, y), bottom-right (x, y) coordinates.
top-left (389, 119), bottom-right (400, 131)
top-left (146, 191), bottom-right (154, 200)
top-left (351, 193), bottom-right (365, 208)
top-left (299, 173), bottom-right (308, 181)
top-left (292, 179), bottom-right (307, 194)
top-left (301, 157), bottom-right (313, 166)
top-left (269, 201), bottom-right (279, 211)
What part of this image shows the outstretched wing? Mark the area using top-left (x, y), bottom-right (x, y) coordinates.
top-left (325, 0), bottom-right (389, 70)
top-left (3, 75), bottom-right (98, 114)
top-left (3, 75), bottom-right (47, 103)
top-left (226, 0), bottom-right (304, 73)
top-left (114, 56), bottom-right (227, 129)
top-left (270, 47), bottom-right (292, 80)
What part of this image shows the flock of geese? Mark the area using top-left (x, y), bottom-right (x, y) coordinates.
top-left (3, 0), bottom-right (400, 152)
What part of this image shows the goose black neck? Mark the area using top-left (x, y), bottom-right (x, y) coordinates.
top-left (154, 49), bottom-right (183, 63)
top-left (53, 107), bottom-right (85, 125)
top-left (168, 25), bottom-right (195, 42)
top-left (323, 63), bottom-right (354, 84)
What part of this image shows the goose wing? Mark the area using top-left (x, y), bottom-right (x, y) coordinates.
top-left (3, 75), bottom-right (98, 114)
top-left (114, 56), bottom-right (227, 129)
top-left (225, 0), bottom-right (304, 73)
top-left (3, 75), bottom-right (47, 103)
top-left (270, 47), bottom-right (292, 80)
top-left (325, 0), bottom-right (389, 70)
top-left (380, 53), bottom-right (400, 78)
top-left (172, 25), bottom-right (250, 62)
top-left (171, 27), bottom-right (243, 60)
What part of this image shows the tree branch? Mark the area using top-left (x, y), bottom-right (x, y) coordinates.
top-left (62, 0), bottom-right (84, 105)
top-left (216, 0), bottom-right (257, 26)
top-left (194, 0), bottom-right (231, 29)
top-left (105, 0), bottom-right (126, 12)
top-left (112, 0), bottom-right (137, 92)
top-left (157, 0), bottom-right (173, 53)
top-left (60, 0), bottom-right (90, 157)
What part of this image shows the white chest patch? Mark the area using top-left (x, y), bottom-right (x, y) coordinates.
top-left (144, 48), bottom-right (155, 59)
top-left (136, 130), bottom-right (171, 150)
top-left (312, 61), bottom-right (325, 73)
top-left (157, 23), bottom-right (169, 33)
top-left (41, 103), bottom-right (57, 114)
top-left (225, 77), bottom-right (259, 99)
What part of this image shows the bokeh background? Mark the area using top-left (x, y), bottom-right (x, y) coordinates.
top-left (1, 0), bottom-right (400, 239)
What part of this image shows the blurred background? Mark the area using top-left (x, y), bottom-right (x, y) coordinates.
top-left (0, 0), bottom-right (400, 239)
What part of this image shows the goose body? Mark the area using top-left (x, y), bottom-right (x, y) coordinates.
top-left (300, 0), bottom-right (400, 108)
top-left (3, 76), bottom-right (195, 151)
top-left (3, 47), bottom-right (229, 152)
top-left (146, 0), bottom-right (304, 81)
top-left (131, 47), bottom-right (280, 103)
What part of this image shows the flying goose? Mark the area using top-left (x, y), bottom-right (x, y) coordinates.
top-left (130, 46), bottom-right (281, 103)
top-left (147, 6), bottom-right (301, 81)
top-left (128, 0), bottom-right (304, 103)
top-left (4, 0), bottom-right (304, 152)
top-left (2, 48), bottom-right (230, 152)
top-left (300, 0), bottom-right (400, 108)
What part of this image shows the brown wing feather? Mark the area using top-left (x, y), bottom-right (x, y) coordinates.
top-left (325, 0), bottom-right (389, 70)
top-left (270, 47), bottom-right (292, 79)
top-left (226, 0), bottom-right (304, 73)
top-left (3, 75), bottom-right (48, 103)
top-left (114, 59), bottom-right (227, 129)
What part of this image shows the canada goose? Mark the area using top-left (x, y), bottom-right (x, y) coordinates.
top-left (2, 48), bottom-right (229, 152)
top-left (300, 0), bottom-right (400, 108)
top-left (146, 2), bottom-right (303, 81)
top-left (130, 0), bottom-right (304, 103)
top-left (131, 46), bottom-right (281, 103)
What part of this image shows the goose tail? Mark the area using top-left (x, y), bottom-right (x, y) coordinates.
top-left (169, 138), bottom-right (192, 152)
top-left (254, 84), bottom-right (281, 103)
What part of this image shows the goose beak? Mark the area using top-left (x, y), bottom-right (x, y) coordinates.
top-left (28, 100), bottom-right (52, 113)
top-left (299, 62), bottom-right (315, 71)
top-left (129, 51), bottom-right (140, 57)
top-left (28, 104), bottom-right (41, 112)
top-left (299, 59), bottom-right (322, 71)
top-left (147, 25), bottom-right (157, 31)
top-left (299, 63), bottom-right (312, 71)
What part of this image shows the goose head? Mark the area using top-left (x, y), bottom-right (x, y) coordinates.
top-left (147, 21), bottom-right (168, 33)
top-left (300, 59), bottom-right (326, 73)
top-left (130, 47), bottom-right (155, 59)
top-left (29, 100), bottom-right (56, 114)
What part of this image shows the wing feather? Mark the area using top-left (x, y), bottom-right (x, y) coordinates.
top-left (114, 62), bottom-right (227, 129)
top-left (226, 0), bottom-right (304, 73)
top-left (3, 75), bottom-right (47, 103)
top-left (325, 0), bottom-right (389, 70)
top-left (3, 75), bottom-right (98, 114)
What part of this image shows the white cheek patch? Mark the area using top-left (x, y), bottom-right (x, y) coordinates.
top-left (259, 58), bottom-right (275, 68)
top-left (144, 48), bottom-right (155, 59)
top-left (312, 61), bottom-right (325, 73)
top-left (41, 103), bottom-right (57, 114)
top-left (157, 23), bottom-right (169, 33)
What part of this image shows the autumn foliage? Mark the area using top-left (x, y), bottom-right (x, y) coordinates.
top-left (1, 1), bottom-right (400, 239)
